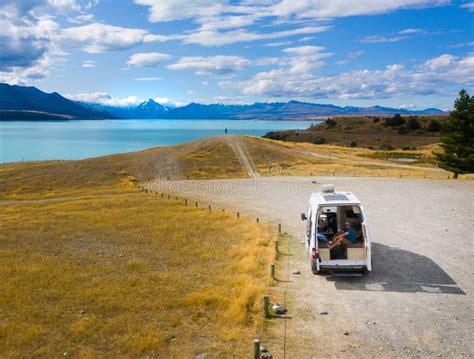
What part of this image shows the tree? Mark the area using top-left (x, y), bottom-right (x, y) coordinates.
top-left (434, 89), bottom-right (474, 178)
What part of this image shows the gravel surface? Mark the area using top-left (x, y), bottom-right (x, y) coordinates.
top-left (147, 176), bottom-right (473, 357)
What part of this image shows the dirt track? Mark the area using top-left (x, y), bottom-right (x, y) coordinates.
top-left (147, 176), bottom-right (473, 358)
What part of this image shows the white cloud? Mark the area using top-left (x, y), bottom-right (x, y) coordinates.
top-left (126, 52), bottom-right (170, 67)
top-left (398, 28), bottom-right (425, 34)
top-left (264, 41), bottom-right (291, 47)
top-left (136, 0), bottom-right (449, 24)
top-left (81, 60), bottom-right (95, 68)
top-left (460, 2), bottom-right (474, 11)
top-left (167, 55), bottom-right (250, 75)
top-left (361, 35), bottom-right (407, 43)
top-left (134, 0), bottom-right (226, 22)
top-left (236, 53), bottom-right (474, 100)
top-left (182, 26), bottom-right (330, 46)
top-left (270, 0), bottom-right (449, 19)
top-left (61, 23), bottom-right (166, 53)
top-left (362, 27), bottom-right (427, 44)
top-left (68, 92), bottom-right (143, 107)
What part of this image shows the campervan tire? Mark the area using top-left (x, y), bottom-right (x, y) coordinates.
top-left (311, 262), bottom-right (322, 275)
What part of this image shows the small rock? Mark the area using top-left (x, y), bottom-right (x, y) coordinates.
top-left (195, 353), bottom-right (208, 359)
top-left (318, 310), bottom-right (329, 315)
top-left (261, 353), bottom-right (272, 359)
top-left (80, 310), bottom-right (85, 315)
top-left (63, 353), bottom-right (68, 357)
top-left (260, 345), bottom-right (268, 353)
top-left (292, 269), bottom-right (301, 275)
top-left (343, 331), bottom-right (349, 336)
top-left (272, 303), bottom-right (287, 315)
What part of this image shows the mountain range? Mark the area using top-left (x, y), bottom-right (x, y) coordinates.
top-left (0, 83), bottom-right (446, 121)
top-left (0, 83), bottom-right (112, 120)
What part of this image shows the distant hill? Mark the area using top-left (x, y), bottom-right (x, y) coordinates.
top-left (0, 83), bottom-right (113, 120)
top-left (264, 115), bottom-right (447, 149)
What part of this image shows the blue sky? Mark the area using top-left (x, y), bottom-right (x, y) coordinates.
top-left (1, 0), bottom-right (473, 110)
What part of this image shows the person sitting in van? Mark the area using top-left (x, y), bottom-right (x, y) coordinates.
top-left (327, 222), bottom-right (356, 249)
top-left (317, 228), bottom-right (329, 242)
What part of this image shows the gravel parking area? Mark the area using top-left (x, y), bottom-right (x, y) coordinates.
top-left (148, 176), bottom-right (473, 357)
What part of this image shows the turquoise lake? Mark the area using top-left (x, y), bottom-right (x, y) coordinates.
top-left (0, 119), bottom-right (317, 163)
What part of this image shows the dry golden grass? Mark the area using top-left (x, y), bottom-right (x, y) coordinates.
top-left (0, 190), bottom-right (276, 357)
top-left (177, 142), bottom-right (247, 179)
top-left (240, 136), bottom-right (469, 179)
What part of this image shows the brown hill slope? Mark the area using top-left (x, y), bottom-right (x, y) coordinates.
top-left (264, 115), bottom-right (447, 149)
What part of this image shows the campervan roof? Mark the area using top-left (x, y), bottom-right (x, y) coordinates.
top-left (309, 191), bottom-right (361, 206)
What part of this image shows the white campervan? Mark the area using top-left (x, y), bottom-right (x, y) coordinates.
top-left (302, 184), bottom-right (372, 274)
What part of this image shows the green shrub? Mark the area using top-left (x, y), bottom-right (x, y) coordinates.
top-left (379, 143), bottom-right (393, 151)
top-left (313, 137), bottom-right (326, 144)
top-left (407, 117), bottom-right (421, 130)
top-left (350, 141), bottom-right (357, 147)
top-left (384, 114), bottom-right (405, 126)
top-left (427, 119), bottom-right (441, 132)
top-left (325, 119), bottom-right (337, 127)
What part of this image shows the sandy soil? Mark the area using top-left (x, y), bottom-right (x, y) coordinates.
top-left (146, 176), bottom-right (473, 358)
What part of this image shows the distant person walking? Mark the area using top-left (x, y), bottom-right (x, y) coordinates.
top-left (225, 128), bottom-right (228, 134)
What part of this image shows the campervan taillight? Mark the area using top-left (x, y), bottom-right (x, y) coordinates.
top-left (311, 247), bottom-right (318, 260)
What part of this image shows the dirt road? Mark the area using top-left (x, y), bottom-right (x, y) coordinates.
top-left (147, 176), bottom-right (473, 358)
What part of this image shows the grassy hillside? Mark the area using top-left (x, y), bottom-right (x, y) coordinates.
top-left (264, 115), bottom-right (447, 150)
top-left (0, 140), bottom-right (278, 356)
top-left (0, 135), bottom-right (463, 202)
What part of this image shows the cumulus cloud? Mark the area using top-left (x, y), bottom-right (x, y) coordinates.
top-left (126, 52), bottom-right (170, 67)
top-left (68, 92), bottom-right (143, 107)
top-left (236, 53), bottom-right (474, 100)
top-left (61, 23), bottom-right (166, 53)
top-left (167, 55), bottom-right (250, 75)
top-left (134, 0), bottom-right (226, 22)
top-left (136, 0), bottom-right (449, 24)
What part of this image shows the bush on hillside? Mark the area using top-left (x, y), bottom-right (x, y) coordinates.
top-left (379, 143), bottom-right (393, 151)
top-left (384, 114), bottom-right (405, 127)
top-left (427, 119), bottom-right (442, 132)
top-left (313, 137), bottom-right (326, 144)
top-left (407, 117), bottom-right (421, 130)
top-left (325, 119), bottom-right (337, 127)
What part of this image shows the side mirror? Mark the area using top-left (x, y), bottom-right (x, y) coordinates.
top-left (301, 213), bottom-right (307, 221)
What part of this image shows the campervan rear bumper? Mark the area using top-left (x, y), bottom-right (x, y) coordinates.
top-left (319, 259), bottom-right (369, 271)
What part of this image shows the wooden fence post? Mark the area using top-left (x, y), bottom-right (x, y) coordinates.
top-left (256, 218), bottom-right (259, 224)
top-left (253, 339), bottom-right (261, 359)
top-left (208, 205), bottom-right (212, 212)
top-left (263, 296), bottom-right (270, 318)
top-left (237, 212), bottom-right (240, 219)
top-left (278, 223), bottom-right (281, 234)
top-left (195, 201), bottom-right (198, 207)
top-left (271, 264), bottom-right (275, 280)
top-left (185, 199), bottom-right (188, 206)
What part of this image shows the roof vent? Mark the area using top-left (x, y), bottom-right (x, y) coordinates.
top-left (322, 184), bottom-right (335, 193)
